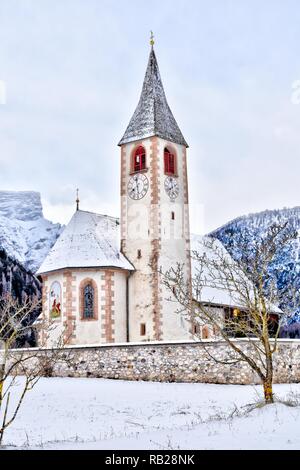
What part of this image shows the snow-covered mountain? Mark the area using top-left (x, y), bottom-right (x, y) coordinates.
top-left (212, 207), bottom-right (300, 237)
top-left (0, 191), bottom-right (63, 273)
top-left (211, 207), bottom-right (300, 324)
top-left (0, 246), bottom-right (41, 345)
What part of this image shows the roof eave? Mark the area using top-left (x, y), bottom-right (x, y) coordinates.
top-left (118, 133), bottom-right (189, 148)
top-left (37, 264), bottom-right (135, 277)
top-left (194, 298), bottom-right (282, 315)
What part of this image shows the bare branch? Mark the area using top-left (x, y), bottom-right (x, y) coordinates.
top-left (162, 222), bottom-right (297, 404)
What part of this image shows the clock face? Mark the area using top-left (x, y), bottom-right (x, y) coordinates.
top-left (128, 174), bottom-right (149, 200)
top-left (164, 176), bottom-right (179, 201)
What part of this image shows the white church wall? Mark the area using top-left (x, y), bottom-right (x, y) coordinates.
top-left (121, 138), bottom-right (161, 342)
top-left (121, 137), bottom-right (192, 342)
top-left (157, 138), bottom-right (191, 341)
top-left (113, 270), bottom-right (128, 343)
top-left (72, 270), bottom-right (103, 345)
top-left (40, 272), bottom-right (65, 348)
top-left (40, 268), bottom-right (128, 347)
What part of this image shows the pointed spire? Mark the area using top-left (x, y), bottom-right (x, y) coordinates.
top-left (76, 188), bottom-right (80, 211)
top-left (118, 44), bottom-right (188, 147)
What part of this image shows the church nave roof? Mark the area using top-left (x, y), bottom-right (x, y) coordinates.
top-left (37, 209), bottom-right (134, 274)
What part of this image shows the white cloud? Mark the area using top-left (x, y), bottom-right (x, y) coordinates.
top-left (0, 80), bottom-right (6, 105)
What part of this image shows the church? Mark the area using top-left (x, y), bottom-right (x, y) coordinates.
top-left (37, 40), bottom-right (193, 346)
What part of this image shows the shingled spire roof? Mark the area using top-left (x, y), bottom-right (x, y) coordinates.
top-left (118, 47), bottom-right (188, 147)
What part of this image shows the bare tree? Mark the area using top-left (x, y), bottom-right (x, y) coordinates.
top-left (0, 294), bottom-right (66, 446)
top-left (162, 223), bottom-right (297, 404)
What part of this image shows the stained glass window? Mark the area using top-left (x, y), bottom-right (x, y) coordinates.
top-left (83, 284), bottom-right (94, 319)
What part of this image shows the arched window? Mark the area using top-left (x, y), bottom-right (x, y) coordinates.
top-left (202, 326), bottom-right (210, 340)
top-left (49, 281), bottom-right (61, 319)
top-left (79, 278), bottom-right (98, 320)
top-left (83, 284), bottom-right (94, 319)
top-left (164, 148), bottom-right (176, 175)
top-left (132, 146), bottom-right (146, 172)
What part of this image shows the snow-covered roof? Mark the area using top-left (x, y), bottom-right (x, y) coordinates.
top-left (37, 210), bottom-right (134, 275)
top-left (191, 234), bottom-right (282, 314)
top-left (118, 48), bottom-right (188, 147)
top-left (191, 234), bottom-right (237, 307)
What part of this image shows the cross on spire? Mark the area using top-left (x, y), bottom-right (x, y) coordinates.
top-left (76, 188), bottom-right (80, 211)
top-left (150, 31), bottom-right (155, 48)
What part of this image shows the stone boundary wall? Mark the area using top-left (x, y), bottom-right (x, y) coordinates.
top-left (6, 339), bottom-right (300, 385)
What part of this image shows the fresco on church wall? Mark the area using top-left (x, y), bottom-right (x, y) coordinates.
top-left (49, 281), bottom-right (61, 318)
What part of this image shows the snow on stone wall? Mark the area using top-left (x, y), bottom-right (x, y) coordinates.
top-left (7, 339), bottom-right (300, 385)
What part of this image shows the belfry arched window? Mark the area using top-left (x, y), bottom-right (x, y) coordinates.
top-left (132, 146), bottom-right (146, 172)
top-left (164, 147), bottom-right (176, 175)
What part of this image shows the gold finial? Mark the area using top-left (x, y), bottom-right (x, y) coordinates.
top-left (76, 188), bottom-right (80, 211)
top-left (150, 31), bottom-right (155, 48)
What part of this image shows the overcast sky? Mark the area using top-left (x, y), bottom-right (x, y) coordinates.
top-left (0, 0), bottom-right (300, 233)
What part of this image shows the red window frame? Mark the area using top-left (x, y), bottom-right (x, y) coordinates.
top-left (133, 146), bottom-right (146, 172)
top-left (164, 148), bottom-right (176, 175)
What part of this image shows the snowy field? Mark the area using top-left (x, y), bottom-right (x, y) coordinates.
top-left (2, 377), bottom-right (300, 450)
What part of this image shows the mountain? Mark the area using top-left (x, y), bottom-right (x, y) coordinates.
top-left (0, 247), bottom-right (41, 299)
top-left (0, 247), bottom-right (41, 346)
top-left (0, 191), bottom-right (63, 273)
top-left (210, 207), bottom-right (300, 325)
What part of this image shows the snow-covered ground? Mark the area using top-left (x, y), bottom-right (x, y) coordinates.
top-left (2, 377), bottom-right (300, 450)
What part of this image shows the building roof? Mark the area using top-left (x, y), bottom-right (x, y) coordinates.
top-left (37, 210), bottom-right (134, 275)
top-left (191, 234), bottom-right (239, 307)
top-left (191, 234), bottom-right (282, 314)
top-left (118, 47), bottom-right (188, 147)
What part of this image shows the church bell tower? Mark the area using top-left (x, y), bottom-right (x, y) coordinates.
top-left (119, 38), bottom-right (192, 341)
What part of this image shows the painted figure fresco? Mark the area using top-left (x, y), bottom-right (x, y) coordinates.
top-left (49, 281), bottom-right (61, 318)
